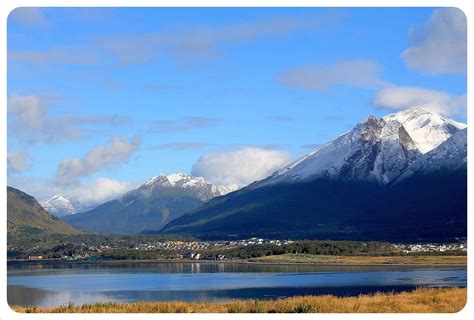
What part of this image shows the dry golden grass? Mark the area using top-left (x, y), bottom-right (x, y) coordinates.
top-left (11, 287), bottom-right (466, 313)
top-left (254, 254), bottom-right (467, 265)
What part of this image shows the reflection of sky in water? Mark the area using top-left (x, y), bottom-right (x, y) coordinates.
top-left (7, 263), bottom-right (466, 308)
top-left (7, 270), bottom-right (467, 292)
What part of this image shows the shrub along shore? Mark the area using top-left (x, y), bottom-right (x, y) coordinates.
top-left (12, 287), bottom-right (466, 313)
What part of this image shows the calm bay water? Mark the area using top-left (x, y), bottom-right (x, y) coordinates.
top-left (7, 262), bottom-right (467, 307)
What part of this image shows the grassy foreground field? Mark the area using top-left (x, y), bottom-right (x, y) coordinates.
top-left (250, 254), bottom-right (467, 265)
top-left (12, 287), bottom-right (466, 313)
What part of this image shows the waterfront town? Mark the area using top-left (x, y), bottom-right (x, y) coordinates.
top-left (8, 237), bottom-right (467, 262)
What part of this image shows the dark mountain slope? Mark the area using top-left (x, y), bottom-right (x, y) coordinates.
top-left (160, 171), bottom-right (466, 241)
top-left (7, 187), bottom-right (82, 240)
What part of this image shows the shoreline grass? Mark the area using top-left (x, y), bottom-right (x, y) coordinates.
top-left (250, 254), bottom-right (467, 266)
top-left (11, 287), bottom-right (467, 313)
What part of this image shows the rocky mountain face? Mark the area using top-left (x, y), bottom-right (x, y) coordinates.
top-left (160, 108), bottom-right (467, 242)
top-left (62, 173), bottom-right (236, 234)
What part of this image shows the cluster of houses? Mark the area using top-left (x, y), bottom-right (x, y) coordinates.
top-left (227, 238), bottom-right (294, 247)
top-left (132, 237), bottom-right (295, 252)
top-left (26, 253), bottom-right (90, 261)
top-left (397, 242), bottom-right (467, 253)
top-left (133, 240), bottom-right (211, 251)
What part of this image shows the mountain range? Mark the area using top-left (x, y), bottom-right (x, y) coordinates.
top-left (8, 107), bottom-right (467, 242)
top-left (160, 108), bottom-right (467, 241)
top-left (62, 173), bottom-right (237, 234)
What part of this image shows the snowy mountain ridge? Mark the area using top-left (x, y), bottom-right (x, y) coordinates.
top-left (136, 172), bottom-right (238, 200)
top-left (258, 107), bottom-right (466, 186)
top-left (44, 173), bottom-right (236, 217)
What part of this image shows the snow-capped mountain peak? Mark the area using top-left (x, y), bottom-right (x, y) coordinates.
top-left (48, 194), bottom-right (69, 203)
top-left (167, 172), bottom-right (208, 188)
top-left (382, 107), bottom-right (466, 153)
top-left (135, 172), bottom-right (237, 200)
top-left (41, 194), bottom-right (82, 217)
top-left (142, 174), bottom-right (171, 186)
top-left (258, 107), bottom-right (466, 187)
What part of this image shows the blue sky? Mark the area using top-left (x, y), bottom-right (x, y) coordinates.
top-left (7, 7), bottom-right (467, 204)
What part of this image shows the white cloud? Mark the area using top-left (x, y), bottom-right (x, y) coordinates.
top-left (98, 33), bottom-right (162, 65)
top-left (8, 94), bottom-right (131, 145)
top-left (191, 147), bottom-right (293, 186)
top-left (9, 7), bottom-right (48, 26)
top-left (71, 178), bottom-right (135, 205)
top-left (165, 17), bottom-right (325, 61)
top-left (56, 137), bottom-right (141, 183)
top-left (10, 46), bottom-right (97, 67)
top-left (8, 95), bottom-right (55, 134)
top-left (8, 175), bottom-right (136, 207)
top-left (373, 86), bottom-right (466, 116)
top-left (7, 152), bottom-right (30, 173)
top-left (279, 59), bottom-right (388, 91)
top-left (9, 14), bottom-right (341, 73)
top-left (402, 8), bottom-right (466, 74)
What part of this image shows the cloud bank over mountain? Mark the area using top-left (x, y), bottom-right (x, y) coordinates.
top-left (192, 147), bottom-right (293, 187)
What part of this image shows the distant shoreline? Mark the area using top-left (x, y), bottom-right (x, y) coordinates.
top-left (7, 254), bottom-right (467, 267)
